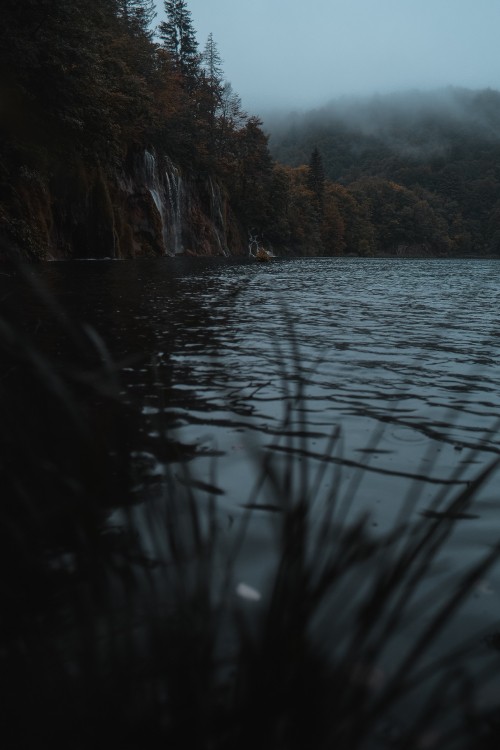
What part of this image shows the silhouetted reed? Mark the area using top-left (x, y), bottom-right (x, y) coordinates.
top-left (1, 249), bottom-right (500, 749)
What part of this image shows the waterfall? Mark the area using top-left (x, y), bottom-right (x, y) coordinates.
top-left (165, 158), bottom-right (183, 255)
top-left (142, 149), bottom-right (168, 251)
top-left (134, 151), bottom-right (230, 257)
top-left (248, 231), bottom-right (259, 258)
top-left (139, 150), bottom-right (184, 255)
top-left (208, 177), bottom-right (229, 257)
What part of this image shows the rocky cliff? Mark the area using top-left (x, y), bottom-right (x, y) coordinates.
top-left (0, 146), bottom-right (246, 261)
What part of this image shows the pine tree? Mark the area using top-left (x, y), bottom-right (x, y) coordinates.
top-left (307, 146), bottom-right (325, 210)
top-left (198, 33), bottom-right (225, 138)
top-left (201, 32), bottom-right (223, 88)
top-left (134, 0), bottom-right (156, 36)
top-left (117, 0), bottom-right (156, 38)
top-left (220, 82), bottom-right (246, 128)
top-left (158, 0), bottom-right (199, 81)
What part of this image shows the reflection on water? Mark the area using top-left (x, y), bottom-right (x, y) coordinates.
top-left (11, 257), bottom-right (500, 513)
top-left (7, 256), bottom-right (500, 638)
top-left (5, 255), bottom-right (500, 743)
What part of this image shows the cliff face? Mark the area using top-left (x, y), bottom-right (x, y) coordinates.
top-left (0, 147), bottom-right (246, 261)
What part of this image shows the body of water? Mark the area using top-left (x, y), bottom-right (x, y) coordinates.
top-left (5, 256), bottom-right (500, 722)
top-left (20, 256), bottom-right (500, 513)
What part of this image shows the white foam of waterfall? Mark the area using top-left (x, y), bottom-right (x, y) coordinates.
top-left (142, 150), bottom-right (168, 251)
top-left (208, 177), bottom-right (229, 257)
top-left (143, 150), bottom-right (156, 182)
top-left (165, 159), bottom-right (183, 255)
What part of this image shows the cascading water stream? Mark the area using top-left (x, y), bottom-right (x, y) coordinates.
top-left (139, 150), bottom-right (184, 255)
top-left (208, 177), bottom-right (229, 257)
top-left (165, 158), bottom-right (183, 255)
top-left (138, 151), bottom-right (229, 256)
top-left (142, 149), bottom-right (169, 251)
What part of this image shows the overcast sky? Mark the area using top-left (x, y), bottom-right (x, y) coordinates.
top-left (157, 1), bottom-right (500, 114)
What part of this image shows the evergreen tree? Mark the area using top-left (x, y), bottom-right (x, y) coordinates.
top-left (158, 0), bottom-right (199, 81)
top-left (200, 35), bottom-right (246, 127)
top-left (307, 146), bottom-right (325, 209)
top-left (199, 32), bottom-right (224, 126)
top-left (201, 32), bottom-right (224, 87)
top-left (220, 83), bottom-right (246, 127)
top-left (212, 82), bottom-right (247, 156)
top-left (117, 0), bottom-right (156, 38)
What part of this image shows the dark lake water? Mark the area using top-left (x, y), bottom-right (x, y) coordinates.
top-left (20, 256), bottom-right (500, 502)
top-left (5, 256), bottom-right (500, 715)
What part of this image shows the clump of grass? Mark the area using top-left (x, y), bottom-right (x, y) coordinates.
top-left (1, 247), bottom-right (500, 749)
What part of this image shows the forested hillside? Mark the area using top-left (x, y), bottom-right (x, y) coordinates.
top-left (2, 3), bottom-right (499, 259)
top-left (269, 88), bottom-right (500, 256)
top-left (0, 0), bottom-right (282, 259)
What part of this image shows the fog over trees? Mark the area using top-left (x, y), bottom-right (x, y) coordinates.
top-left (267, 88), bottom-right (500, 256)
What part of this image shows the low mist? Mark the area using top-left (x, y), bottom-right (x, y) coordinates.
top-left (264, 87), bottom-right (500, 161)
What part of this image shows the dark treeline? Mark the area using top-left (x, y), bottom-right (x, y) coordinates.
top-left (0, 0), bottom-right (280, 258)
top-left (269, 88), bottom-right (500, 257)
